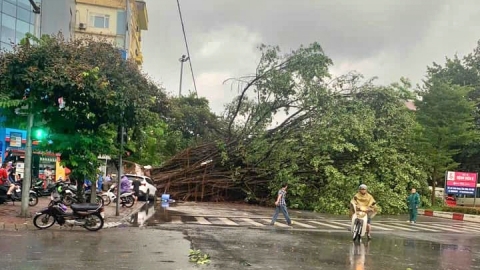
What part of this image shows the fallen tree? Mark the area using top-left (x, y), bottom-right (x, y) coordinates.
top-left (151, 43), bottom-right (429, 214)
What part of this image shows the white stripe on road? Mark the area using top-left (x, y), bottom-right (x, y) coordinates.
top-left (442, 224), bottom-right (479, 232)
top-left (262, 219), bottom-right (289, 227)
top-left (389, 223), bottom-right (439, 232)
top-left (195, 217), bottom-right (212, 225)
top-left (371, 223), bottom-right (418, 232)
top-left (308, 220), bottom-right (343, 229)
top-left (411, 223), bottom-right (461, 233)
top-left (241, 218), bottom-right (265, 227)
top-left (291, 221), bottom-right (316, 228)
top-left (218, 218), bottom-right (238, 226)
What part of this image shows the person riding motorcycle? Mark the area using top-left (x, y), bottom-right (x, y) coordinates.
top-left (350, 184), bottom-right (377, 239)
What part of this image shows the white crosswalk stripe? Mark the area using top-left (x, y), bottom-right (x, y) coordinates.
top-left (153, 216), bottom-right (480, 234)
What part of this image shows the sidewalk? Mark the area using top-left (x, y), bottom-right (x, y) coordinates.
top-left (418, 209), bottom-right (480, 223)
top-left (0, 197), bottom-right (146, 231)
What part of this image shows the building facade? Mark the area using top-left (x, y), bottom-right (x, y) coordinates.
top-left (75, 0), bottom-right (148, 65)
top-left (40, 0), bottom-right (76, 39)
top-left (0, 0), bottom-right (38, 51)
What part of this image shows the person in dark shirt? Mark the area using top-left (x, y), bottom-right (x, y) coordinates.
top-left (132, 179), bottom-right (141, 202)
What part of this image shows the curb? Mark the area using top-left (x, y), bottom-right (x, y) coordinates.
top-left (103, 201), bottom-right (147, 229)
top-left (418, 209), bottom-right (480, 223)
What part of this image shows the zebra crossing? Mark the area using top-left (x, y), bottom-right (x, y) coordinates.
top-left (157, 216), bottom-right (480, 234)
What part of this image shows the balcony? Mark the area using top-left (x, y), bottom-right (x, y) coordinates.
top-left (136, 1), bottom-right (148, 30)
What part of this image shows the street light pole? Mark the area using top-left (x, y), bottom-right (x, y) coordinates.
top-left (116, 0), bottom-right (130, 216)
top-left (20, 1), bottom-right (41, 218)
top-left (178, 54), bottom-right (189, 96)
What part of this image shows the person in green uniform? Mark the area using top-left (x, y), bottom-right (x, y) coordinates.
top-left (407, 188), bottom-right (420, 224)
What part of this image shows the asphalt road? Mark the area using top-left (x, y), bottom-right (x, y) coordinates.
top-left (2, 201), bottom-right (480, 270)
top-left (0, 228), bottom-right (195, 270)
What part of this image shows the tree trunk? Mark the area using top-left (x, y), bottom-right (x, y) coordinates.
top-left (431, 168), bottom-right (437, 206)
top-left (90, 180), bottom-right (97, 203)
top-left (76, 179), bottom-right (85, 203)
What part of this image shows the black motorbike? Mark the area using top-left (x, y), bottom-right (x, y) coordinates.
top-left (31, 179), bottom-right (56, 197)
top-left (33, 192), bottom-right (105, 231)
top-left (62, 184), bottom-right (104, 206)
top-left (0, 182), bottom-right (38, 206)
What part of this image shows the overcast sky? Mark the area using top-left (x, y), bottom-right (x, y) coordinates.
top-left (141, 0), bottom-right (480, 113)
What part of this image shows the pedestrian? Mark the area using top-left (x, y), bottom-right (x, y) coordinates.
top-left (132, 178), bottom-right (141, 203)
top-left (96, 174), bottom-right (103, 192)
top-left (407, 188), bottom-right (420, 224)
top-left (270, 183), bottom-right (292, 226)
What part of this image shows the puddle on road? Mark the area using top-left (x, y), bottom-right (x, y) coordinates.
top-left (129, 200), bottom-right (187, 227)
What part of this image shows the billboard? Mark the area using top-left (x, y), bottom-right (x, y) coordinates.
top-left (445, 171), bottom-right (477, 195)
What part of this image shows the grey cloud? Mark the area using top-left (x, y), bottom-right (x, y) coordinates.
top-left (141, 0), bottom-right (480, 111)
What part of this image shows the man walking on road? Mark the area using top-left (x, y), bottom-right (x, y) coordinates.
top-left (407, 188), bottom-right (420, 224)
top-left (270, 183), bottom-right (292, 226)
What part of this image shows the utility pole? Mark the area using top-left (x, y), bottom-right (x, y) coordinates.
top-left (20, 1), bottom-right (41, 218)
top-left (116, 0), bottom-right (130, 216)
top-left (178, 54), bottom-right (189, 96)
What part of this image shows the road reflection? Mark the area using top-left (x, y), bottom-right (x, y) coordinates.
top-left (349, 241), bottom-right (369, 270)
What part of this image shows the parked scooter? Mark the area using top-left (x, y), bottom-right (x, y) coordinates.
top-left (351, 200), bottom-right (376, 242)
top-left (59, 183), bottom-right (104, 206)
top-left (0, 182), bottom-right (38, 206)
top-left (101, 183), bottom-right (135, 208)
top-left (33, 191), bottom-right (105, 231)
top-left (31, 179), bottom-right (56, 197)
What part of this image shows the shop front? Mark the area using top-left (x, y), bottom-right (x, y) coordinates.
top-left (0, 127), bottom-right (66, 181)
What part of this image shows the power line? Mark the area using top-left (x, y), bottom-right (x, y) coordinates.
top-left (176, 0), bottom-right (198, 95)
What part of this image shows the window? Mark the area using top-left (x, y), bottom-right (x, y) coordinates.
top-left (1, 14), bottom-right (15, 44)
top-left (15, 19), bottom-right (29, 43)
top-left (17, 0), bottom-right (32, 10)
top-left (2, 1), bottom-right (16, 15)
top-left (16, 6), bottom-right (30, 23)
top-left (90, 14), bottom-right (109, 29)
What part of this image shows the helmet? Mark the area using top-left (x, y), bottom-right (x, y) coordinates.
top-left (359, 184), bottom-right (367, 190)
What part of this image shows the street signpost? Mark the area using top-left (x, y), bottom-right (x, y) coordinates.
top-left (445, 171), bottom-right (478, 207)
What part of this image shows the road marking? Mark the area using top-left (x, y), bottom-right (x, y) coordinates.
top-left (218, 218), bottom-right (238, 226)
top-left (241, 218), bottom-right (265, 227)
top-left (308, 221), bottom-right (343, 229)
top-left (389, 223), bottom-right (439, 232)
top-left (411, 223), bottom-right (460, 233)
top-left (440, 224), bottom-right (479, 232)
top-left (262, 219), bottom-right (289, 227)
top-left (451, 223), bottom-right (480, 231)
top-left (291, 221), bottom-right (315, 228)
top-left (194, 217), bottom-right (212, 225)
top-left (369, 223), bottom-right (418, 232)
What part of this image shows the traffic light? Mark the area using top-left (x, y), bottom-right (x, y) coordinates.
top-left (33, 128), bottom-right (46, 141)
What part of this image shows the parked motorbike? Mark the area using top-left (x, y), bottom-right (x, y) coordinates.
top-left (351, 201), bottom-right (376, 242)
top-left (57, 182), bottom-right (104, 206)
top-left (31, 179), bottom-right (56, 197)
top-left (0, 182), bottom-right (38, 206)
top-left (101, 183), bottom-right (135, 208)
top-left (33, 192), bottom-right (105, 231)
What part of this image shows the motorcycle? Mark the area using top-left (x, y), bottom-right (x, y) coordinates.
top-left (0, 182), bottom-right (38, 206)
top-left (101, 183), bottom-right (135, 208)
top-left (350, 200), bottom-right (376, 242)
top-left (57, 182), bottom-right (104, 206)
top-left (31, 179), bottom-right (57, 197)
top-left (33, 192), bottom-right (105, 231)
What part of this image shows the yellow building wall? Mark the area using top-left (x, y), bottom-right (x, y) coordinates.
top-left (75, 3), bottom-right (118, 37)
top-left (74, 0), bottom-right (147, 65)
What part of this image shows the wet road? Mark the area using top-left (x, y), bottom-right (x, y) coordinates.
top-left (144, 202), bottom-right (480, 269)
top-left (2, 201), bottom-right (480, 270)
top-left (0, 228), bottom-right (195, 270)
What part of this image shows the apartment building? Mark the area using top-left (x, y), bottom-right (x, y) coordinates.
top-left (75, 0), bottom-right (148, 65)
